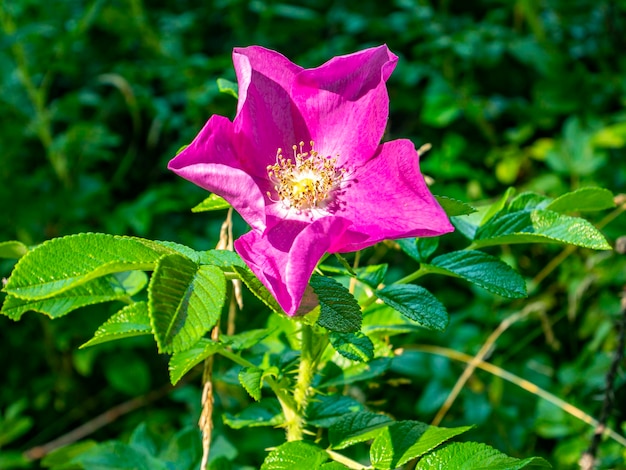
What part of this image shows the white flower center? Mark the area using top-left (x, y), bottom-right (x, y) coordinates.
top-left (267, 141), bottom-right (345, 211)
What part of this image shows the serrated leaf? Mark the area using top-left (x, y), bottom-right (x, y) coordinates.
top-left (5, 233), bottom-right (169, 300)
top-left (0, 241), bottom-right (28, 259)
top-left (261, 441), bottom-right (328, 470)
top-left (223, 398), bottom-right (283, 429)
top-left (307, 395), bottom-right (365, 428)
top-left (149, 254), bottom-right (226, 353)
top-left (508, 192), bottom-right (551, 211)
top-left (168, 338), bottom-right (223, 385)
top-left (425, 250), bottom-right (527, 298)
top-left (311, 275), bottom-right (361, 333)
top-left (233, 265), bottom-right (284, 315)
top-left (221, 328), bottom-right (273, 351)
top-left (216, 78), bottom-right (238, 99)
top-left (191, 194), bottom-right (231, 212)
top-left (329, 412), bottom-right (393, 450)
top-left (415, 442), bottom-right (551, 469)
top-left (481, 187), bottom-right (516, 224)
top-left (80, 301), bottom-right (151, 348)
top-left (319, 357), bottom-right (391, 388)
top-left (199, 249), bottom-right (247, 268)
top-left (2, 271), bottom-right (147, 321)
top-left (328, 331), bottom-right (374, 362)
top-left (434, 195), bottom-right (477, 216)
top-left (370, 421), bottom-right (472, 469)
top-left (474, 210), bottom-right (611, 250)
top-left (239, 367), bottom-right (263, 401)
top-left (375, 285), bottom-right (448, 331)
top-left (545, 187), bottom-right (615, 213)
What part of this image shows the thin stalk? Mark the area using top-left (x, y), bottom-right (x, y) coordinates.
top-left (405, 345), bottom-right (626, 448)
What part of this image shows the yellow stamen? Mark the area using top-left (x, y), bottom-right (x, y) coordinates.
top-left (267, 141), bottom-right (344, 211)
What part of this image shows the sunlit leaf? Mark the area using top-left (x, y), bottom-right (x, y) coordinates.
top-left (5, 233), bottom-right (170, 300)
top-left (370, 421), bottom-right (472, 469)
top-left (329, 411), bottom-right (393, 450)
top-left (80, 301), bottom-right (151, 348)
top-left (415, 442), bottom-right (551, 469)
top-left (149, 254), bottom-right (226, 353)
top-left (191, 193), bottom-right (231, 212)
top-left (168, 338), bottom-right (223, 385)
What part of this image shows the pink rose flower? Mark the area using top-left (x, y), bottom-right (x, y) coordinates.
top-left (169, 45), bottom-right (453, 315)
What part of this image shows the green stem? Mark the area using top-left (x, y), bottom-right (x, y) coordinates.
top-left (286, 322), bottom-right (316, 441)
top-left (394, 266), bottom-right (430, 285)
top-left (218, 348), bottom-right (299, 432)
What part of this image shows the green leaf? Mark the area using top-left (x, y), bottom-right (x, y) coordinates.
top-left (239, 367), bottom-right (263, 401)
top-left (191, 194), bottom-right (231, 212)
top-left (311, 275), bottom-right (361, 333)
top-left (425, 250), bottom-right (527, 298)
top-left (149, 254), bottom-right (226, 353)
top-left (216, 78), bottom-right (238, 99)
top-left (415, 442), bottom-right (552, 469)
top-left (397, 238), bottom-right (439, 263)
top-left (40, 441), bottom-right (99, 467)
top-left (375, 285), bottom-right (448, 331)
top-left (233, 265), bottom-right (284, 315)
top-left (0, 241), bottom-right (28, 259)
top-left (199, 249), bottom-right (247, 269)
top-left (4, 233), bottom-right (168, 300)
top-left (319, 263), bottom-right (388, 288)
top-left (474, 210), bottom-right (611, 250)
top-left (545, 187), bottom-right (615, 213)
top-left (168, 338), bottom-right (223, 385)
top-left (434, 196), bottom-right (477, 216)
top-left (508, 192), bottom-right (551, 211)
top-left (370, 421), bottom-right (472, 469)
top-left (354, 264), bottom-right (388, 288)
top-left (80, 301), bottom-right (152, 348)
top-left (221, 328), bottom-right (273, 351)
top-left (2, 271), bottom-right (148, 321)
top-left (328, 331), bottom-right (374, 362)
top-left (64, 441), bottom-right (171, 470)
top-left (307, 395), bottom-right (365, 428)
top-left (223, 398), bottom-right (283, 429)
top-left (261, 441), bottom-right (328, 470)
top-left (481, 187), bottom-right (516, 224)
top-left (328, 411), bottom-right (393, 450)
top-left (362, 304), bottom-right (426, 337)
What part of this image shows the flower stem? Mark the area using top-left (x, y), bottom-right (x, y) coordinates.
top-left (286, 323), bottom-right (316, 441)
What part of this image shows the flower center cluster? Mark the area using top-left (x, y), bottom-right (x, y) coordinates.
top-left (267, 141), bottom-right (344, 211)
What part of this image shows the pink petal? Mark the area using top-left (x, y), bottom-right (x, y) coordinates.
top-left (234, 216), bottom-right (351, 316)
top-left (168, 115), bottom-right (267, 231)
top-left (291, 45), bottom-right (398, 167)
top-left (331, 139), bottom-right (454, 252)
top-left (232, 47), bottom-right (308, 179)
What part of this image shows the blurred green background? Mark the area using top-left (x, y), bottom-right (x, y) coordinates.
top-left (1, 0), bottom-right (626, 468)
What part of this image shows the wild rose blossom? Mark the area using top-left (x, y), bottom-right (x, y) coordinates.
top-left (169, 45), bottom-right (454, 315)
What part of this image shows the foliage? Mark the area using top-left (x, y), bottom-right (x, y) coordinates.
top-left (1, 1), bottom-right (626, 469)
